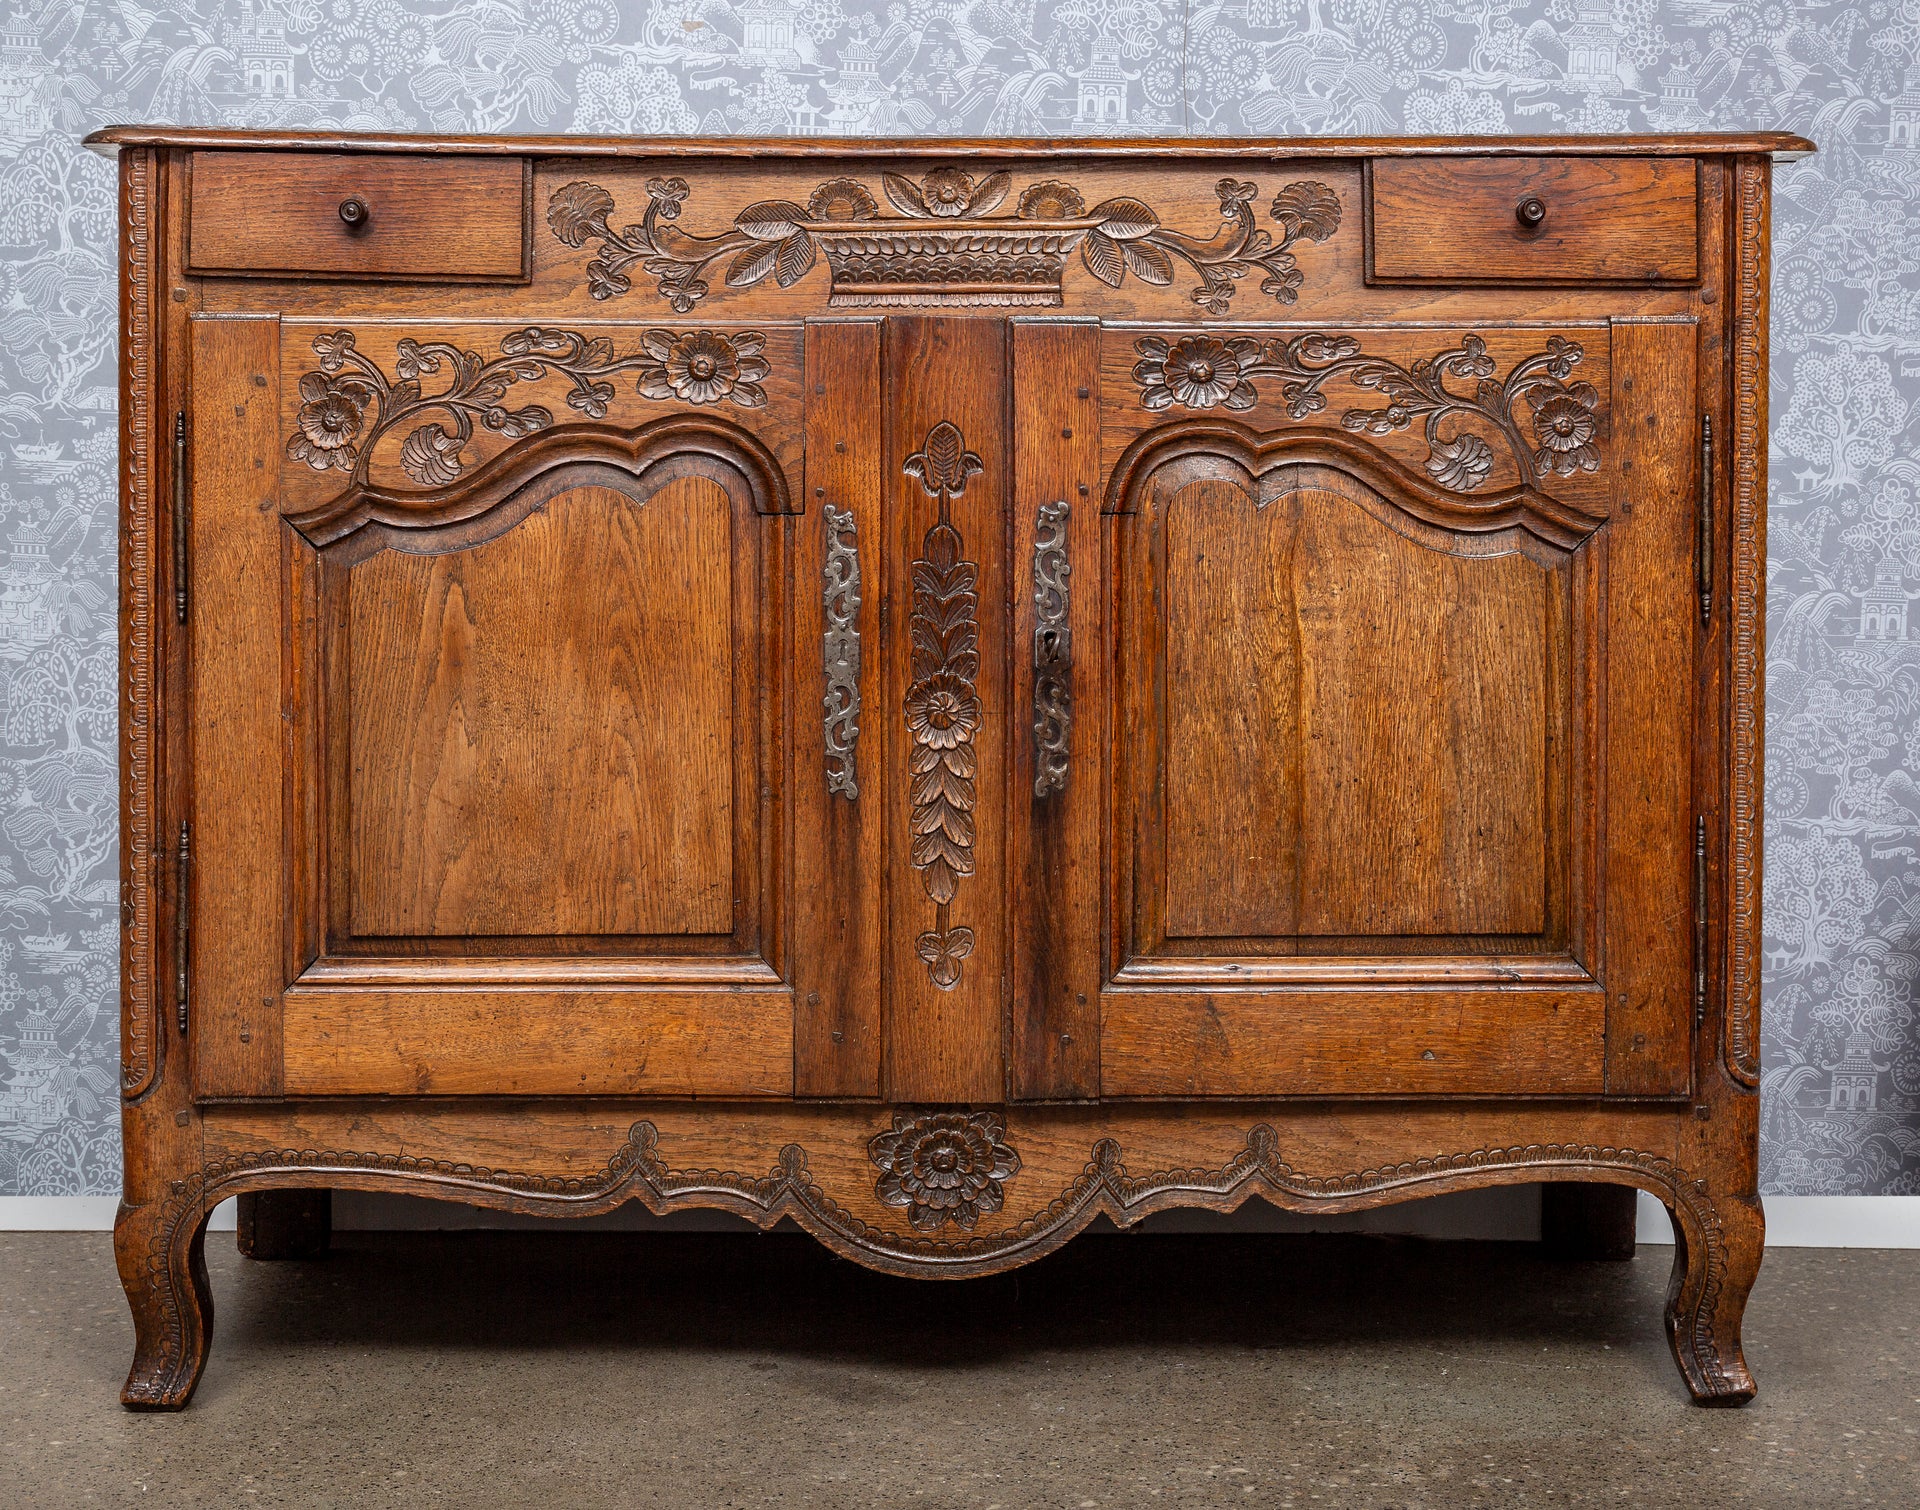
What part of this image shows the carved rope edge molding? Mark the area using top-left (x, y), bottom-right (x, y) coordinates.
top-left (1727, 159), bottom-right (1766, 1090)
top-left (1032, 499), bottom-right (1072, 796)
top-left (120, 147), bottom-right (158, 1099)
top-left (1131, 330), bottom-right (1604, 495)
top-left (822, 503), bottom-right (861, 800)
top-left (125, 1124), bottom-right (1750, 1404)
top-left (284, 325), bottom-right (774, 496)
top-left (547, 169), bottom-right (1342, 315)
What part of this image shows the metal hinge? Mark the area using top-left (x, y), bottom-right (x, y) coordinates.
top-left (172, 411), bottom-right (189, 624)
top-left (1693, 815), bottom-right (1708, 1029)
top-left (1697, 414), bottom-right (1714, 624)
top-left (175, 820), bottom-right (190, 1035)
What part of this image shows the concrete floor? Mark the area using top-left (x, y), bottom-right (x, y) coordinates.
top-left (1, 1228), bottom-right (1914, 1508)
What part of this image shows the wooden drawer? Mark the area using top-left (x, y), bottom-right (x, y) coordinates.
top-left (188, 152), bottom-right (528, 280)
top-left (1367, 156), bottom-right (1698, 283)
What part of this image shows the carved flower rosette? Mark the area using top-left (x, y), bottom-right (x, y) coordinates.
top-left (868, 1110), bottom-right (1022, 1232)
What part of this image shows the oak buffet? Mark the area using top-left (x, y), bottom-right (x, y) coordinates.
top-left (87, 127), bottom-right (1810, 1407)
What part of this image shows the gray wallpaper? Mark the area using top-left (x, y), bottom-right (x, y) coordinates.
top-left (0, 1), bottom-right (1913, 1200)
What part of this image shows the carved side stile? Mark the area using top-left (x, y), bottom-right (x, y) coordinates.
top-left (120, 147), bottom-right (158, 1097)
top-left (821, 502), bottom-right (862, 799)
top-left (1031, 498), bottom-right (1072, 796)
top-left (1726, 159), bottom-right (1767, 1090)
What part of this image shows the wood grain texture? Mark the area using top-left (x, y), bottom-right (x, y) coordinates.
top-left (793, 319), bottom-right (885, 1096)
top-left (1149, 465), bottom-right (1559, 942)
top-left (1009, 319), bottom-right (1103, 1101)
top-left (343, 478), bottom-right (733, 938)
top-left (1100, 985), bottom-right (1606, 1096)
top-left (884, 316), bottom-right (1007, 1103)
top-left (188, 152), bottom-right (527, 279)
top-left (188, 316), bottom-right (285, 1098)
top-left (281, 984), bottom-right (793, 1096)
top-left (1368, 157), bottom-right (1699, 283)
top-left (1604, 319), bottom-right (1699, 1096)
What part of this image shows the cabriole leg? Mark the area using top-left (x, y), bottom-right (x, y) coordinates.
top-left (1662, 1185), bottom-right (1763, 1406)
top-left (115, 1193), bottom-right (214, 1410)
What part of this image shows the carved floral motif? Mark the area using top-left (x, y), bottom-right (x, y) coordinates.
top-left (868, 1111), bottom-right (1023, 1232)
top-left (285, 326), bottom-right (769, 489)
top-left (1132, 331), bottom-right (1602, 492)
top-left (547, 171), bottom-right (1341, 313)
top-left (903, 420), bottom-right (983, 989)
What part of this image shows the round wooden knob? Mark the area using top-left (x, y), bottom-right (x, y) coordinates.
top-left (1515, 195), bottom-right (1548, 230)
top-left (337, 196), bottom-right (371, 229)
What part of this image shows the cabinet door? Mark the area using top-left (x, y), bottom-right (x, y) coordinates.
top-left (1086, 321), bottom-right (1699, 1099)
top-left (186, 315), bottom-right (876, 1099)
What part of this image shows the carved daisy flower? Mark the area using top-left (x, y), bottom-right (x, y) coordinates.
top-left (869, 1110), bottom-right (1019, 1232)
top-left (287, 372), bottom-right (376, 471)
top-left (904, 673), bottom-right (981, 751)
top-left (1133, 335), bottom-right (1259, 411)
top-left (635, 330), bottom-right (768, 407)
top-left (806, 177), bottom-right (879, 221)
top-left (920, 166), bottom-right (975, 216)
top-left (1531, 394), bottom-right (1600, 476)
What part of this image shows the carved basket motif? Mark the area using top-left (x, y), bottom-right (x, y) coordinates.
top-left (810, 221), bottom-right (1090, 307)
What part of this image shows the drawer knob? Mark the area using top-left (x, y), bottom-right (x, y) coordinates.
top-left (1515, 195), bottom-right (1548, 230)
top-left (337, 196), bottom-right (371, 230)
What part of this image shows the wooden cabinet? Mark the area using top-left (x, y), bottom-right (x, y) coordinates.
top-left (94, 128), bottom-right (1808, 1409)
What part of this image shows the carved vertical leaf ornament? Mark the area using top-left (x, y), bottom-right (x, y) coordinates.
top-left (821, 503), bottom-right (862, 799)
top-left (903, 421), bottom-right (983, 989)
top-left (1031, 499), bottom-right (1072, 796)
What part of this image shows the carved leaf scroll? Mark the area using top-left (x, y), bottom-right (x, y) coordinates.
top-left (1132, 330), bottom-right (1602, 493)
top-left (549, 170), bottom-right (1341, 313)
top-left (286, 326), bottom-right (770, 492)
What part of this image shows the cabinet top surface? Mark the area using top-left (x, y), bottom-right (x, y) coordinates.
top-left (84, 126), bottom-right (1816, 159)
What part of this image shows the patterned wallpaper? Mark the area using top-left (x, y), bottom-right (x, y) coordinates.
top-left (0, 1), bottom-right (1914, 1200)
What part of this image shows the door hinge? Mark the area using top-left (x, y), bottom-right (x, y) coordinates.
top-left (175, 819), bottom-right (190, 1035)
top-left (172, 411), bottom-right (189, 624)
top-left (1693, 814), bottom-right (1708, 1029)
top-left (1697, 414), bottom-right (1714, 624)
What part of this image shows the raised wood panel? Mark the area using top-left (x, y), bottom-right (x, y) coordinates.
top-left (188, 316), bottom-right (286, 1098)
top-left (341, 478), bottom-right (734, 939)
top-left (1158, 470), bottom-right (1558, 943)
top-left (281, 983), bottom-right (792, 1096)
top-left (1100, 985), bottom-right (1606, 1097)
